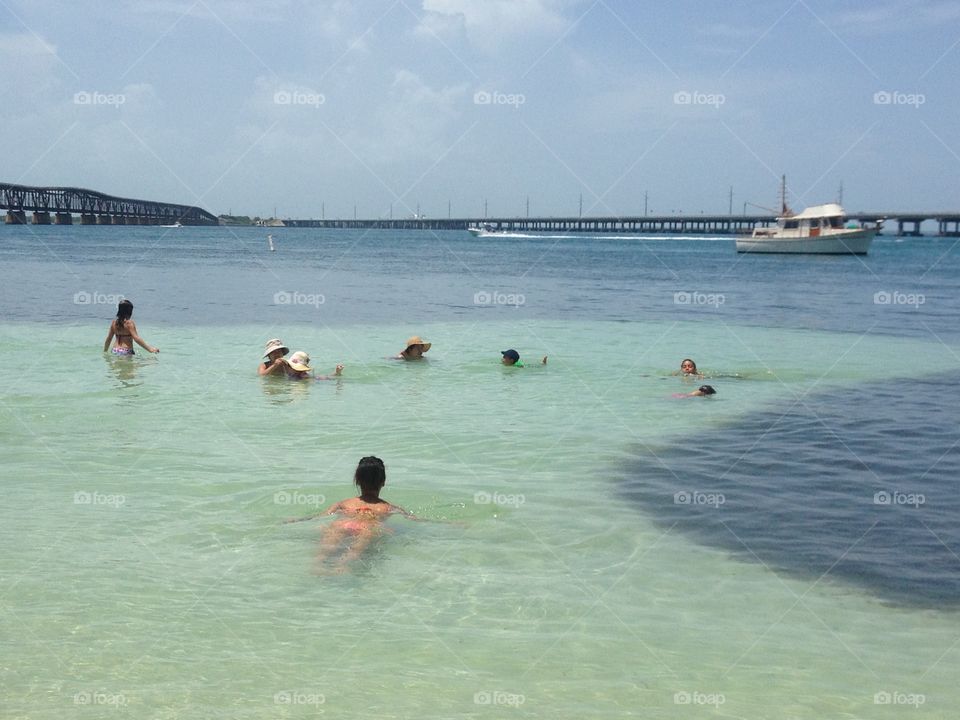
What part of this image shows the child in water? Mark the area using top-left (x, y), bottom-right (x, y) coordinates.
top-left (103, 299), bottom-right (159, 355)
top-left (500, 349), bottom-right (547, 367)
top-left (673, 358), bottom-right (703, 379)
top-left (673, 385), bottom-right (716, 398)
top-left (286, 456), bottom-right (418, 573)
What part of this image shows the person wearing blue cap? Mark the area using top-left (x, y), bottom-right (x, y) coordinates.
top-left (501, 349), bottom-right (547, 367)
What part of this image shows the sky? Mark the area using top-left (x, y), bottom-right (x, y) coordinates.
top-left (1, 0), bottom-right (958, 219)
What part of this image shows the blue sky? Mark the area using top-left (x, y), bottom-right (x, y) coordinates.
top-left (2, 0), bottom-right (958, 219)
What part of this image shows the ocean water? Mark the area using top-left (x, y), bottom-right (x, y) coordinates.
top-left (1, 226), bottom-right (958, 718)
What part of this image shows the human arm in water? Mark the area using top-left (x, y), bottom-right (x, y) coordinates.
top-left (315, 364), bottom-right (345, 380)
top-left (103, 323), bottom-right (115, 353)
top-left (283, 499), bottom-right (427, 523)
top-left (127, 320), bottom-right (159, 353)
top-left (258, 357), bottom-right (289, 376)
top-left (283, 501), bottom-right (343, 524)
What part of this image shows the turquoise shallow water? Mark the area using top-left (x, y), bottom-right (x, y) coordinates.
top-left (2, 227), bottom-right (960, 718)
top-left (2, 317), bottom-right (959, 718)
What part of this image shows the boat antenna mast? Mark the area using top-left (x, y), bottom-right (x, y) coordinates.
top-left (779, 174), bottom-right (793, 217)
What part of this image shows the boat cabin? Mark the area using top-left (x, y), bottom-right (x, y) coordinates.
top-left (753, 203), bottom-right (849, 238)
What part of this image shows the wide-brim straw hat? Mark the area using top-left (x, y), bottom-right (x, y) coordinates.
top-left (263, 338), bottom-right (289, 359)
top-left (405, 336), bottom-right (431, 352)
top-left (287, 351), bottom-right (312, 372)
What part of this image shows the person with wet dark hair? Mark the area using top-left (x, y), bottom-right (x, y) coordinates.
top-left (285, 456), bottom-right (419, 573)
top-left (673, 358), bottom-right (703, 379)
top-left (103, 299), bottom-right (159, 355)
top-left (673, 385), bottom-right (717, 398)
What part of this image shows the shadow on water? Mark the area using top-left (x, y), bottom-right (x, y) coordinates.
top-left (617, 375), bottom-right (960, 609)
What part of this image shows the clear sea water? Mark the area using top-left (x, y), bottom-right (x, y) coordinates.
top-left (1, 225), bottom-right (958, 718)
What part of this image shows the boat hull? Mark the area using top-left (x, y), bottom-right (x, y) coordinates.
top-left (736, 228), bottom-right (876, 255)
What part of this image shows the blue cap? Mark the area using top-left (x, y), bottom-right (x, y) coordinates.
top-left (501, 349), bottom-right (520, 362)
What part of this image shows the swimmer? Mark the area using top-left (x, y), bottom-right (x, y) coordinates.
top-left (673, 358), bottom-right (703, 379)
top-left (673, 385), bottom-right (716, 398)
top-left (500, 349), bottom-right (547, 367)
top-left (393, 335), bottom-right (431, 360)
top-left (284, 351), bottom-right (313, 379)
top-left (103, 299), bottom-right (159, 355)
top-left (285, 456), bottom-right (419, 573)
top-left (258, 338), bottom-right (290, 376)
top-left (285, 350), bottom-right (343, 380)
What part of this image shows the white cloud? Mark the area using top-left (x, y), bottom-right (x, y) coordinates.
top-left (361, 69), bottom-right (469, 163)
top-left (0, 32), bottom-right (67, 107)
top-left (830, 0), bottom-right (960, 34)
top-left (417, 0), bottom-right (569, 47)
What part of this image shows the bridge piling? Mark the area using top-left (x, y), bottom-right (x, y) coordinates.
top-left (32, 211), bottom-right (51, 224)
top-left (55, 212), bottom-right (73, 225)
top-left (5, 210), bottom-right (26, 224)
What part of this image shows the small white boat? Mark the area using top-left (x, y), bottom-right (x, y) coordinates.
top-left (161, 221), bottom-right (183, 228)
top-left (468, 223), bottom-right (501, 237)
top-left (737, 203), bottom-right (879, 255)
top-left (267, 234), bottom-right (275, 252)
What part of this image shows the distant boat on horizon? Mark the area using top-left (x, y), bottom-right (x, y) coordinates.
top-left (467, 223), bottom-right (503, 237)
top-left (267, 234), bottom-right (275, 252)
top-left (161, 221), bottom-right (183, 228)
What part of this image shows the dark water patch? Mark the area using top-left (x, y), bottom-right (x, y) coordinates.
top-left (618, 376), bottom-right (960, 608)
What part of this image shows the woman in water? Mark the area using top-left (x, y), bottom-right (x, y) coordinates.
top-left (286, 456), bottom-right (418, 573)
top-left (393, 335), bottom-right (431, 360)
top-left (258, 338), bottom-right (290, 376)
top-left (103, 299), bottom-right (159, 355)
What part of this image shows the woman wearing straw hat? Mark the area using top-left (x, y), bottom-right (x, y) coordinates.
top-left (283, 350), bottom-right (344, 380)
top-left (258, 338), bottom-right (290, 376)
top-left (393, 335), bottom-right (431, 361)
